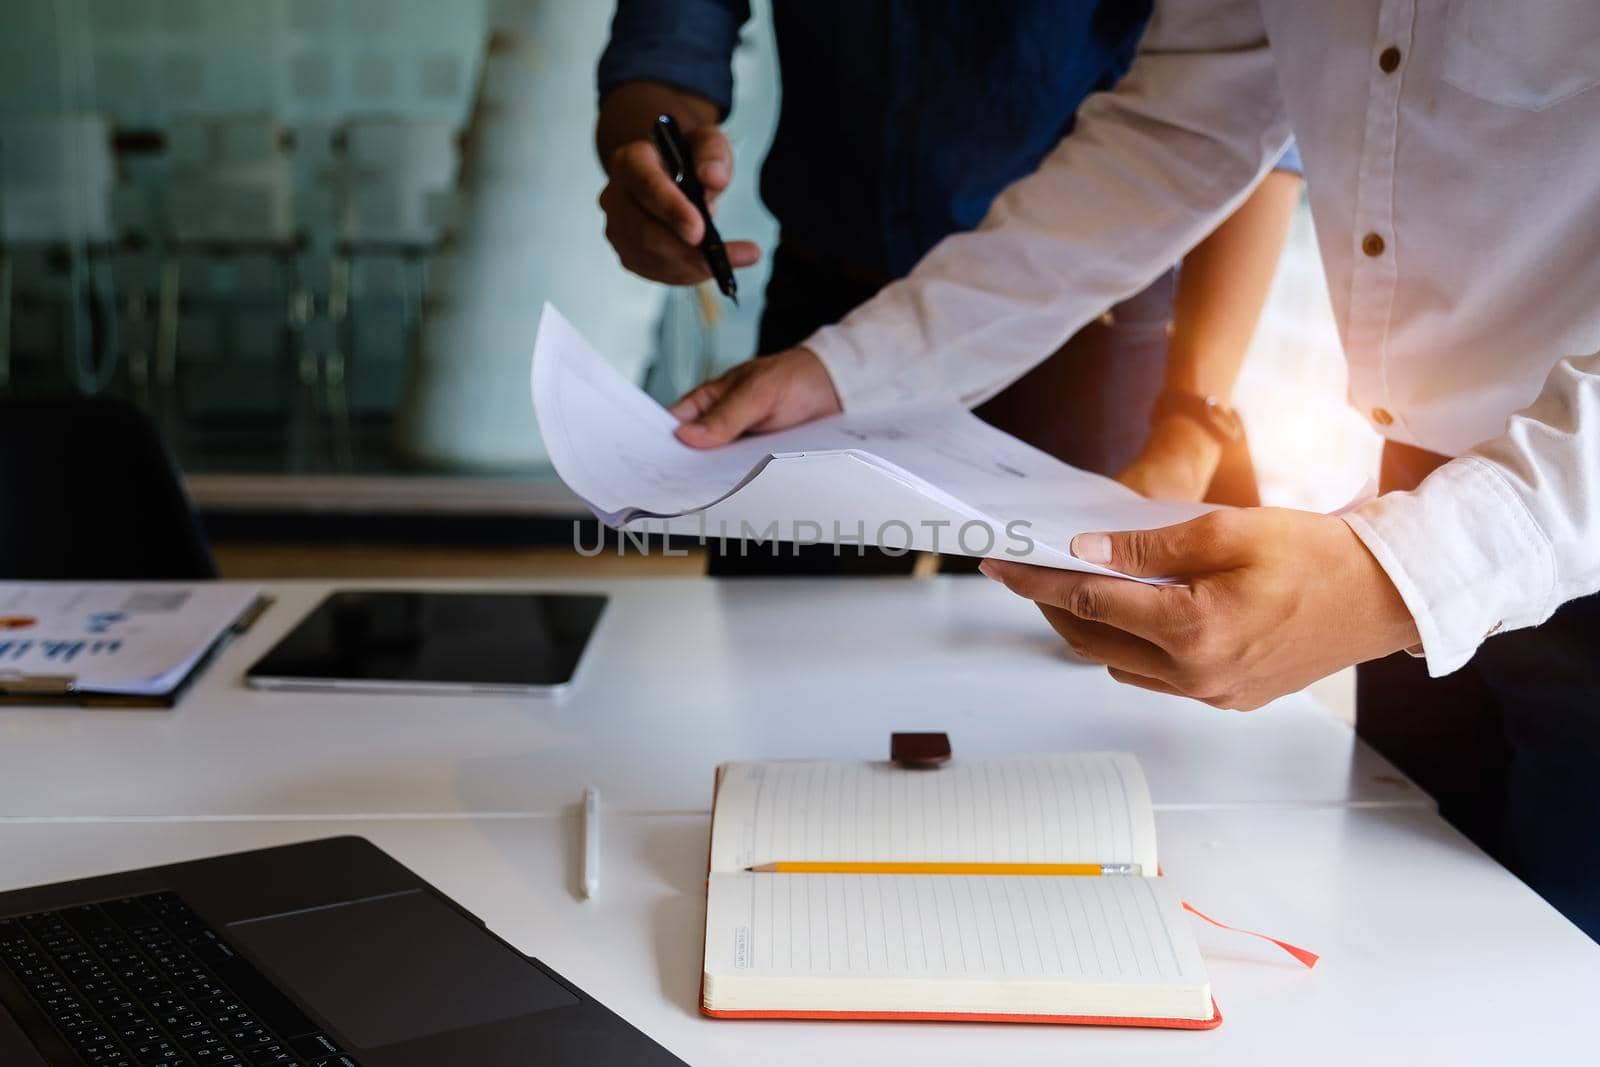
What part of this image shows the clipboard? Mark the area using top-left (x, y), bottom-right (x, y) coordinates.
top-left (0, 594), bottom-right (271, 708)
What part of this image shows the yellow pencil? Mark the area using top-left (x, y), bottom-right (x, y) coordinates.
top-left (746, 861), bottom-right (1142, 877)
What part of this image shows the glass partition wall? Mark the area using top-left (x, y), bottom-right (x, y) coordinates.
top-left (0, 0), bottom-right (779, 520)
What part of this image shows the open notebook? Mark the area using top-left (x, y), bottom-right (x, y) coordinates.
top-left (702, 754), bottom-right (1219, 1028)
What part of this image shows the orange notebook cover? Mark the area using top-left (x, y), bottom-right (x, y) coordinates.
top-left (699, 756), bottom-right (1223, 1030)
top-left (700, 1002), bottom-right (1222, 1030)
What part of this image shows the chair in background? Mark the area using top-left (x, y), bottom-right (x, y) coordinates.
top-left (0, 114), bottom-right (121, 399)
top-left (0, 395), bottom-right (216, 579)
top-left (160, 116), bottom-right (307, 464)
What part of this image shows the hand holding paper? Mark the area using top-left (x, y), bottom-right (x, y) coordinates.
top-left (667, 347), bottom-right (841, 448)
top-left (979, 507), bottom-right (1420, 709)
top-left (531, 304), bottom-right (1213, 576)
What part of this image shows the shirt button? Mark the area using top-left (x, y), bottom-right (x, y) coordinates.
top-left (1372, 407), bottom-right (1395, 427)
top-left (1362, 232), bottom-right (1386, 257)
top-left (1379, 46), bottom-right (1402, 73)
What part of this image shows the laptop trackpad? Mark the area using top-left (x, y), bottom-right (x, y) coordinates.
top-left (227, 890), bottom-right (579, 1049)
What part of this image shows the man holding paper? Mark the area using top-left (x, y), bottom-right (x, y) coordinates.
top-left (595, 1), bottom-right (1304, 535)
top-left (667, 2), bottom-right (1600, 939)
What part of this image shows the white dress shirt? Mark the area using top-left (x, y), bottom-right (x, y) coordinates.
top-left (802, 0), bottom-right (1600, 677)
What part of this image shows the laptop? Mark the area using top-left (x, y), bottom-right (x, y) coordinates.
top-left (245, 591), bottom-right (607, 696)
top-left (0, 837), bottom-right (684, 1066)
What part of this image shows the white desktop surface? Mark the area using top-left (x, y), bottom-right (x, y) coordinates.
top-left (0, 578), bottom-right (1423, 818)
top-left (1, 809), bottom-right (1595, 1065)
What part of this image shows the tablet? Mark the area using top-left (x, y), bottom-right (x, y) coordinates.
top-left (245, 590), bottom-right (607, 695)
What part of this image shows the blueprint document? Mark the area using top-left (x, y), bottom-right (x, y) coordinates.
top-left (532, 304), bottom-right (1212, 575)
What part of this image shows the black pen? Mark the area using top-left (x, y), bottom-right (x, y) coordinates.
top-left (651, 113), bottom-right (738, 304)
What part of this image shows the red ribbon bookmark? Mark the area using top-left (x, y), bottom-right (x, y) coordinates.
top-left (1182, 902), bottom-right (1320, 969)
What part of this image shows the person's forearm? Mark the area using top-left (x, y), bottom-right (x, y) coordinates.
top-left (801, 0), bottom-right (1289, 414)
top-left (1118, 167), bottom-right (1302, 500)
top-left (596, 81), bottom-right (720, 175)
top-left (1165, 168), bottom-right (1302, 401)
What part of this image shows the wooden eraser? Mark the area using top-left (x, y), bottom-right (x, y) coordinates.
top-left (891, 732), bottom-right (951, 769)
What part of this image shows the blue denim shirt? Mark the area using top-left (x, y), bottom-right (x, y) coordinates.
top-left (600, 1), bottom-right (1300, 279)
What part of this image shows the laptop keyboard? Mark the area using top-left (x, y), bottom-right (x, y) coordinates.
top-left (0, 892), bottom-right (361, 1067)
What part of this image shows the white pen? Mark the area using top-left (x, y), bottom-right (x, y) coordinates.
top-left (581, 786), bottom-right (601, 900)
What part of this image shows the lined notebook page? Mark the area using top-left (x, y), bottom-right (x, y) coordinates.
top-left (702, 872), bottom-right (1209, 1019)
top-left (708, 754), bottom-right (1157, 875)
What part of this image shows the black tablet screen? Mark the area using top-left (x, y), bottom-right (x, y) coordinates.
top-left (247, 591), bottom-right (606, 689)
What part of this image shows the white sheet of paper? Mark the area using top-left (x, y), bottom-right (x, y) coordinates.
top-left (0, 583), bottom-right (259, 695)
top-left (532, 304), bottom-right (1211, 572)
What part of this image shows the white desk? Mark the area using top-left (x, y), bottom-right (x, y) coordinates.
top-left (0, 578), bottom-right (1424, 818)
top-left (3, 810), bottom-right (1596, 1064)
top-left (3, 576), bottom-right (1595, 1062)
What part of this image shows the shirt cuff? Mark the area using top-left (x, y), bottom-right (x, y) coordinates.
top-left (1342, 457), bottom-right (1557, 677)
top-left (803, 321), bottom-right (931, 414)
top-left (596, 0), bottom-right (746, 117)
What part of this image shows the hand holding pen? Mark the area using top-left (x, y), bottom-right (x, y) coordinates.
top-left (651, 115), bottom-right (740, 303)
top-left (595, 96), bottom-right (759, 292)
